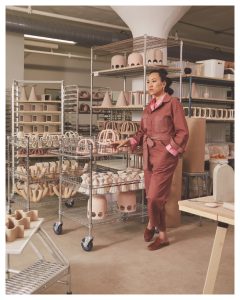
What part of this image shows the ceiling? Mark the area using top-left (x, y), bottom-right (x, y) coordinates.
top-left (6, 5), bottom-right (234, 61)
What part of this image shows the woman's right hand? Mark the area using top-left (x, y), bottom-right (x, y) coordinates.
top-left (111, 139), bottom-right (130, 150)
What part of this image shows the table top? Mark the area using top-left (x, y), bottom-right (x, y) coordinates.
top-left (6, 218), bottom-right (44, 255)
top-left (178, 196), bottom-right (234, 226)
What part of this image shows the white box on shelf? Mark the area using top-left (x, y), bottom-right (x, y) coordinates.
top-left (196, 59), bottom-right (224, 79)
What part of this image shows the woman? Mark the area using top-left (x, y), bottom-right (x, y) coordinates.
top-left (113, 68), bottom-right (189, 251)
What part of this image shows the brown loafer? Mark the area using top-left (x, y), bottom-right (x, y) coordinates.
top-left (144, 227), bottom-right (155, 242)
top-left (148, 237), bottom-right (170, 251)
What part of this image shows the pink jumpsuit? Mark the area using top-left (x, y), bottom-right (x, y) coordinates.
top-left (132, 94), bottom-right (189, 231)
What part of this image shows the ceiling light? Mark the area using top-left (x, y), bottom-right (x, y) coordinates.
top-left (24, 34), bottom-right (77, 45)
top-left (24, 40), bottom-right (59, 49)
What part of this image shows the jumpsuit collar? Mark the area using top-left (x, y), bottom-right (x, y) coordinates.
top-left (148, 93), bottom-right (172, 113)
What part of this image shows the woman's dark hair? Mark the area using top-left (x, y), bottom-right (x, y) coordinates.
top-left (149, 68), bottom-right (174, 95)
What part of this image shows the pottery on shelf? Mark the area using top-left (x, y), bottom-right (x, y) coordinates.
top-left (105, 121), bottom-right (118, 131)
top-left (146, 48), bottom-right (163, 64)
top-left (101, 91), bottom-right (113, 107)
top-left (18, 209), bottom-right (38, 221)
top-left (120, 121), bottom-right (138, 138)
top-left (9, 210), bottom-right (31, 229)
top-left (79, 90), bottom-right (90, 99)
top-left (5, 217), bottom-right (24, 242)
top-left (28, 86), bottom-right (38, 101)
top-left (116, 91), bottom-right (128, 107)
top-left (87, 195), bottom-right (107, 220)
top-left (111, 55), bottom-right (126, 69)
top-left (97, 129), bottom-right (120, 154)
top-left (117, 191), bottom-right (137, 212)
top-left (92, 91), bottom-right (104, 100)
top-left (76, 138), bottom-right (96, 155)
top-left (127, 53), bottom-right (143, 67)
top-left (19, 86), bottom-right (28, 101)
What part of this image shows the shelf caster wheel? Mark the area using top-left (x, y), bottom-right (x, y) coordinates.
top-left (121, 213), bottom-right (129, 222)
top-left (81, 236), bottom-right (93, 251)
top-left (66, 291), bottom-right (72, 294)
top-left (53, 222), bottom-right (63, 235)
top-left (65, 199), bottom-right (74, 208)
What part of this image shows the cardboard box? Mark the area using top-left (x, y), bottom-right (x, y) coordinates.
top-left (183, 117), bottom-right (206, 173)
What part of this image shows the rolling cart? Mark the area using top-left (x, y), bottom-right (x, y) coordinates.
top-left (51, 136), bottom-right (147, 251)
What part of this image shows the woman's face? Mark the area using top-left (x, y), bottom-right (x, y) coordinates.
top-left (147, 72), bottom-right (166, 97)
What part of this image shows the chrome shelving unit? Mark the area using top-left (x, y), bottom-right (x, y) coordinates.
top-left (7, 135), bottom-right (62, 214)
top-left (90, 35), bottom-right (183, 135)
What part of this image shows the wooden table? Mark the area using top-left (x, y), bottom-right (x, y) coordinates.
top-left (178, 196), bottom-right (234, 294)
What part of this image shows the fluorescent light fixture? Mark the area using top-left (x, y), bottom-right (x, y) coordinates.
top-left (24, 34), bottom-right (77, 45)
top-left (24, 40), bottom-right (59, 49)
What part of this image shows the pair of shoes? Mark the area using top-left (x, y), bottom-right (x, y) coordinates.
top-left (148, 237), bottom-right (170, 251)
top-left (144, 227), bottom-right (155, 242)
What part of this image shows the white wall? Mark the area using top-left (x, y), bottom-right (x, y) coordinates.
top-left (6, 32), bottom-right (24, 89)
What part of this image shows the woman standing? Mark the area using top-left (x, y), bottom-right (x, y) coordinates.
top-left (113, 68), bottom-right (189, 251)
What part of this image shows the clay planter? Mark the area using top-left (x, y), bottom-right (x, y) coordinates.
top-left (10, 210), bottom-right (31, 229)
top-left (117, 191), bottom-right (137, 212)
top-left (127, 53), bottom-right (143, 66)
top-left (111, 55), bottom-right (126, 69)
top-left (87, 195), bottom-right (107, 220)
top-left (6, 218), bottom-right (24, 242)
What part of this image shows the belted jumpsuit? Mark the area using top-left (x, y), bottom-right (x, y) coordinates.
top-left (132, 94), bottom-right (189, 231)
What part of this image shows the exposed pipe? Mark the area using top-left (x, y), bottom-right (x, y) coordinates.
top-left (6, 10), bottom-right (131, 47)
top-left (6, 6), bottom-right (130, 31)
top-left (24, 48), bottom-right (91, 60)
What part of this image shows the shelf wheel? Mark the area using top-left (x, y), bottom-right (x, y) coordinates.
top-left (53, 222), bottom-right (63, 235)
top-left (81, 236), bottom-right (93, 251)
top-left (65, 199), bottom-right (75, 208)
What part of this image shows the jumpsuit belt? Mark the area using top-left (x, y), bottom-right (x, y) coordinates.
top-left (143, 135), bottom-right (167, 171)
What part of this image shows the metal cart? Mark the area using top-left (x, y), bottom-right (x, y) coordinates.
top-left (51, 137), bottom-right (147, 251)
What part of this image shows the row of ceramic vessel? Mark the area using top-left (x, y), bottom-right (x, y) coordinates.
top-left (16, 159), bottom-right (88, 181)
top-left (111, 49), bottom-right (164, 69)
top-left (184, 107), bottom-right (234, 119)
top-left (14, 181), bottom-right (77, 202)
top-left (79, 169), bottom-right (144, 195)
top-left (87, 191), bottom-right (138, 220)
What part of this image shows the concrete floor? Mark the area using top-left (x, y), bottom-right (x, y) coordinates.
top-left (7, 197), bottom-right (234, 295)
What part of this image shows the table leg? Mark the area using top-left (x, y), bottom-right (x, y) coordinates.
top-left (203, 222), bottom-right (228, 294)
